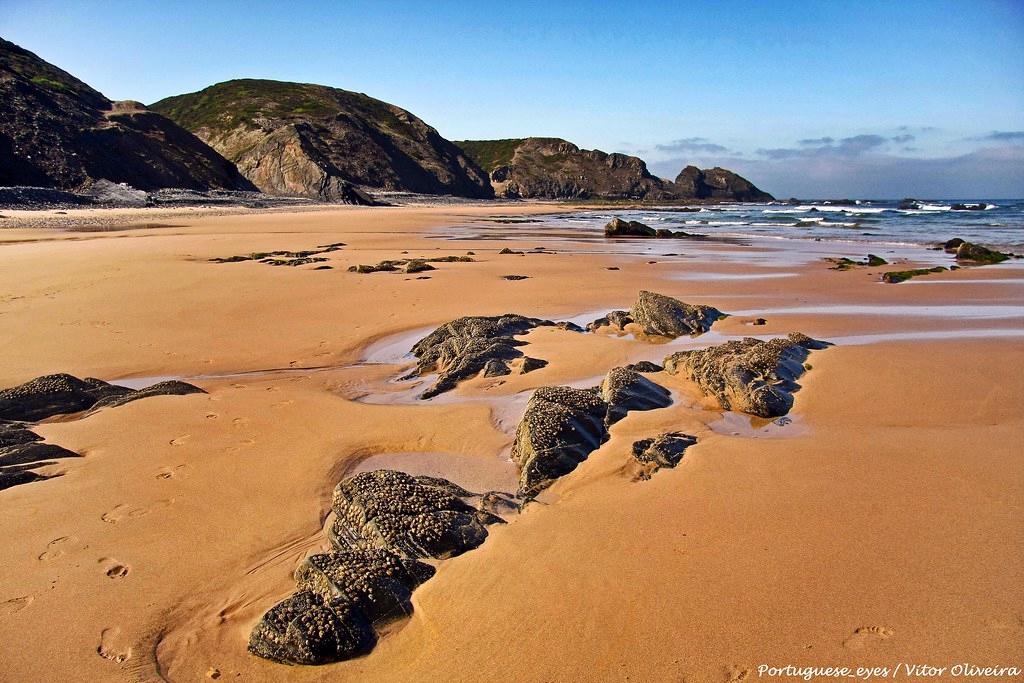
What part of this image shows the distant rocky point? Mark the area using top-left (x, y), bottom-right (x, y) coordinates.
top-left (455, 137), bottom-right (773, 201)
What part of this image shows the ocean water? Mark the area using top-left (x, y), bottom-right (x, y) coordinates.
top-left (539, 199), bottom-right (1024, 250)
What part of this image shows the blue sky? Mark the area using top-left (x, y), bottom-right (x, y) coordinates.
top-left (3, 0), bottom-right (1023, 197)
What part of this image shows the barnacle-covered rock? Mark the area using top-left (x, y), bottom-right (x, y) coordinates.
top-left (663, 333), bottom-right (828, 417)
top-left (511, 386), bottom-right (609, 498)
top-left (629, 290), bottom-right (723, 338)
top-left (411, 315), bottom-right (565, 398)
top-left (329, 470), bottom-right (504, 559)
top-left (599, 367), bottom-right (672, 425)
top-left (247, 590), bottom-right (376, 665)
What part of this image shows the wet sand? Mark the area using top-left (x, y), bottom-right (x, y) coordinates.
top-left (0, 203), bottom-right (1021, 682)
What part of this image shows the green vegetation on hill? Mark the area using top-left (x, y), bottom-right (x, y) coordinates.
top-left (151, 79), bottom-right (410, 136)
top-left (453, 139), bottom-right (527, 172)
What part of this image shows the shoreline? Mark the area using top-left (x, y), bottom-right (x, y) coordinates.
top-left (0, 204), bottom-right (1021, 682)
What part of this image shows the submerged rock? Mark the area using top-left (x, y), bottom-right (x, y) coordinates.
top-left (411, 314), bottom-right (569, 398)
top-left (511, 386), bottom-right (609, 498)
top-left (664, 333), bottom-right (828, 418)
top-left (881, 266), bottom-right (947, 283)
top-left (329, 470), bottom-right (504, 559)
top-left (599, 367), bottom-right (672, 425)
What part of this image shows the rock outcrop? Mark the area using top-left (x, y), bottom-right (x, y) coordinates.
top-left (589, 291), bottom-right (724, 339)
top-left (410, 315), bottom-right (579, 398)
top-left (673, 166), bottom-right (773, 201)
top-left (604, 217), bottom-right (705, 239)
top-left (0, 374), bottom-right (204, 493)
top-left (511, 386), bottom-right (610, 498)
top-left (249, 469), bottom-right (509, 665)
top-left (0, 38), bottom-right (256, 193)
top-left (600, 367), bottom-right (672, 425)
top-left (511, 366), bottom-right (674, 497)
top-left (151, 79), bottom-right (493, 201)
top-left (663, 333), bottom-right (827, 418)
top-left (329, 470), bottom-right (505, 559)
top-left (943, 238), bottom-right (1012, 264)
top-left (455, 138), bottom-right (773, 201)
top-left (0, 373), bottom-right (204, 422)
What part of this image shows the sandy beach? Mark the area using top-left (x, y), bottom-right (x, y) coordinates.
top-left (0, 203), bottom-right (1021, 682)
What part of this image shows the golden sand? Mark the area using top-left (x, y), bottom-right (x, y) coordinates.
top-left (0, 204), bottom-right (1021, 682)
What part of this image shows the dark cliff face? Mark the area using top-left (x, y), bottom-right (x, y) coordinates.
top-left (151, 80), bottom-right (494, 200)
top-left (455, 138), bottom-right (773, 201)
top-left (0, 38), bottom-right (256, 192)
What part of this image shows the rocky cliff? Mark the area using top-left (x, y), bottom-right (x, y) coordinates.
top-left (151, 80), bottom-right (494, 200)
top-left (673, 165), bottom-right (772, 201)
top-left (455, 137), bottom-right (772, 201)
top-left (0, 38), bottom-right (256, 192)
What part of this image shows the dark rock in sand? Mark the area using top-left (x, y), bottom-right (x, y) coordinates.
top-left (0, 441), bottom-right (79, 468)
top-left (752, 318), bottom-right (768, 326)
top-left (295, 549), bottom-right (434, 626)
top-left (0, 468), bottom-right (52, 492)
top-left (623, 361), bottom-right (663, 373)
top-left (881, 266), bottom-right (947, 283)
top-left (91, 380), bottom-right (205, 410)
top-left (511, 386), bottom-right (609, 498)
top-left (663, 333), bottom-right (827, 418)
top-left (501, 274), bottom-right (529, 280)
top-left (631, 432), bottom-right (698, 478)
top-left (629, 290), bottom-right (723, 338)
top-left (943, 237), bottom-right (966, 253)
top-left (954, 241), bottom-right (1010, 264)
top-left (0, 422), bottom-right (43, 448)
top-left (586, 310), bottom-right (633, 332)
top-left (498, 247), bottom-right (523, 255)
top-left (0, 373), bottom-right (204, 422)
top-left (520, 357), bottom-right (549, 373)
top-left (599, 367), bottom-right (672, 425)
top-left (248, 590), bottom-right (377, 665)
top-left (404, 260), bottom-right (435, 274)
top-left (604, 217), bottom-right (656, 237)
top-left (411, 314), bottom-right (560, 398)
top-left (329, 470), bottom-right (504, 559)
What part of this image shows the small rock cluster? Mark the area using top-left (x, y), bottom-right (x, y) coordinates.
top-left (604, 217), bottom-right (705, 239)
top-left (0, 374), bottom-right (204, 491)
top-left (249, 470), bottom-right (511, 665)
top-left (348, 255), bottom-right (474, 274)
top-left (210, 243), bottom-right (346, 267)
top-left (629, 432), bottom-right (698, 480)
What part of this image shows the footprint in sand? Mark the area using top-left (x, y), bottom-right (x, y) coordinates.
top-left (37, 536), bottom-right (75, 561)
top-left (0, 595), bottom-right (34, 615)
top-left (725, 666), bottom-right (751, 682)
top-left (843, 626), bottom-right (895, 650)
top-left (231, 417), bottom-right (250, 428)
top-left (156, 465), bottom-right (187, 480)
top-left (271, 399), bottom-right (294, 408)
top-left (169, 435), bottom-right (191, 446)
top-left (97, 627), bottom-right (132, 663)
top-left (102, 498), bottom-right (175, 523)
top-left (105, 564), bottom-right (130, 579)
top-left (205, 412), bottom-right (219, 420)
